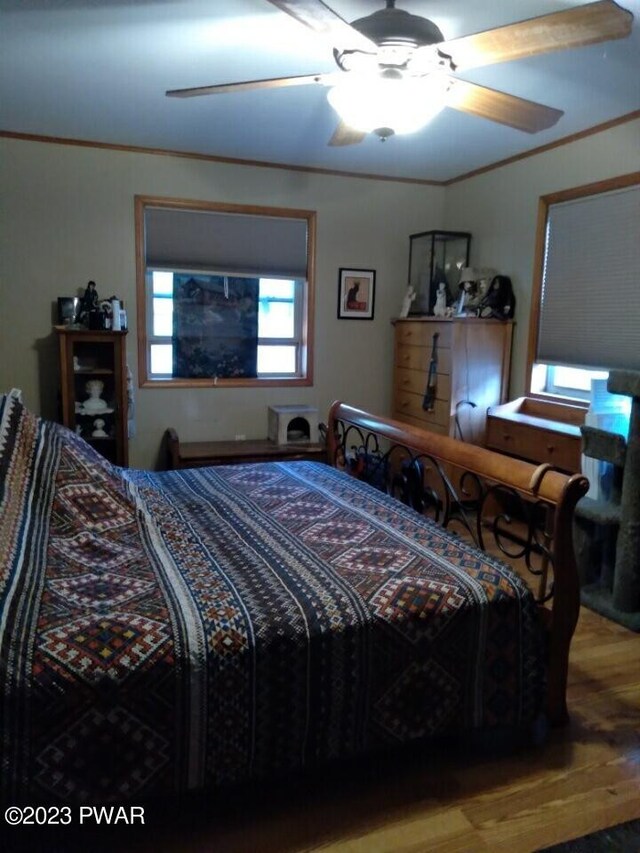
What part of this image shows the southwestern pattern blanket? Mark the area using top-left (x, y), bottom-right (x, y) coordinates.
top-left (0, 390), bottom-right (544, 803)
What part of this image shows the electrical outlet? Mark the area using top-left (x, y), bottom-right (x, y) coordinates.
top-left (234, 434), bottom-right (246, 441)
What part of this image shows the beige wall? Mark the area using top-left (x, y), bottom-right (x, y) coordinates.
top-left (0, 137), bottom-right (444, 468)
top-left (443, 118), bottom-right (640, 399)
top-left (2, 122), bottom-right (637, 468)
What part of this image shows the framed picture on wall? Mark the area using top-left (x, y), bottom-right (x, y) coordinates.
top-left (337, 268), bottom-right (376, 320)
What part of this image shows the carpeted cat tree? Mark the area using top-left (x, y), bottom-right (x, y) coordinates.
top-left (574, 370), bottom-right (640, 631)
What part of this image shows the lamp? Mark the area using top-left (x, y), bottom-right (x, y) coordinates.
top-left (327, 72), bottom-right (448, 137)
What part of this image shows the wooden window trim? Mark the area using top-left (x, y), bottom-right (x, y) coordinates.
top-left (135, 195), bottom-right (316, 389)
top-left (525, 171), bottom-right (640, 402)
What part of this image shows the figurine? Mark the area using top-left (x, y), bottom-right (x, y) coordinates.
top-left (399, 286), bottom-right (416, 318)
top-left (478, 275), bottom-right (516, 319)
top-left (78, 280), bottom-right (107, 329)
top-left (433, 282), bottom-right (448, 316)
top-left (91, 418), bottom-right (108, 438)
top-left (79, 280), bottom-right (99, 321)
top-left (477, 277), bottom-right (491, 303)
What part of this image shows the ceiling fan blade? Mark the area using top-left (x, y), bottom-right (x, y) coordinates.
top-left (440, 0), bottom-right (633, 71)
top-left (267, 0), bottom-right (377, 52)
top-left (328, 121), bottom-right (367, 146)
top-left (167, 72), bottom-right (337, 98)
top-left (445, 77), bottom-right (564, 133)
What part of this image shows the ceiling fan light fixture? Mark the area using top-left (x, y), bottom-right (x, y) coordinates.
top-left (327, 74), bottom-right (447, 135)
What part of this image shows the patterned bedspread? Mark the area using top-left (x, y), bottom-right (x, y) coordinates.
top-left (0, 390), bottom-right (544, 804)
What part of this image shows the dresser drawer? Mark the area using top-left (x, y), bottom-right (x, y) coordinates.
top-left (486, 417), bottom-right (581, 471)
top-left (394, 367), bottom-right (451, 401)
top-left (392, 318), bottom-right (514, 450)
top-left (394, 392), bottom-right (450, 428)
top-left (486, 418), bottom-right (526, 457)
top-left (395, 322), bottom-right (452, 348)
top-left (393, 412), bottom-right (450, 437)
top-left (395, 344), bottom-right (452, 374)
top-left (526, 428), bottom-right (581, 471)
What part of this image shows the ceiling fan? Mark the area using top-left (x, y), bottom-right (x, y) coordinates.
top-left (166, 0), bottom-right (633, 145)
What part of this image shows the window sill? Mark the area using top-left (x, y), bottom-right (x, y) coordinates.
top-left (526, 391), bottom-right (589, 410)
top-left (140, 376), bottom-right (313, 389)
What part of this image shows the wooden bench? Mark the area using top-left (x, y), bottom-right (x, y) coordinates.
top-left (165, 429), bottom-right (326, 470)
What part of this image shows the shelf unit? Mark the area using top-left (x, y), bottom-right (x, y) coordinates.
top-left (56, 327), bottom-right (129, 466)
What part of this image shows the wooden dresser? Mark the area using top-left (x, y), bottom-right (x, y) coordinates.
top-left (392, 317), bottom-right (513, 445)
top-left (486, 397), bottom-right (585, 473)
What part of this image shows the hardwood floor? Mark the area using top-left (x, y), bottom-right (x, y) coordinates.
top-left (25, 602), bottom-right (635, 853)
top-left (224, 607), bottom-right (639, 852)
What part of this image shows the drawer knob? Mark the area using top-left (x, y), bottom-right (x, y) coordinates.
top-left (547, 445), bottom-right (555, 453)
top-left (503, 433), bottom-right (511, 441)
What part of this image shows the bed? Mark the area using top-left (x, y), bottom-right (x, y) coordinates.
top-left (0, 390), bottom-right (588, 805)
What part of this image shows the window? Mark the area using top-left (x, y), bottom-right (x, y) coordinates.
top-left (147, 272), bottom-right (303, 379)
top-left (135, 197), bottom-right (315, 387)
top-left (530, 363), bottom-right (609, 402)
top-left (527, 173), bottom-right (640, 403)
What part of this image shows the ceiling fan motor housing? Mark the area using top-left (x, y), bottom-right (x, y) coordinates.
top-left (350, 5), bottom-right (444, 48)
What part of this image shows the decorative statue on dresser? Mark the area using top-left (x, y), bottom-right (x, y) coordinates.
top-left (399, 286), bottom-right (416, 318)
top-left (433, 282), bottom-right (448, 316)
top-left (478, 275), bottom-right (516, 319)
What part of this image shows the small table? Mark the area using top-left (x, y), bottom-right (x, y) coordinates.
top-left (165, 429), bottom-right (326, 470)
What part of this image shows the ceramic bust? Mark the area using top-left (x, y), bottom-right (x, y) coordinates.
top-left (84, 379), bottom-right (108, 414)
top-left (91, 418), bottom-right (108, 438)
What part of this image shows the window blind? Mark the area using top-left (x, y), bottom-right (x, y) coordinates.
top-left (145, 208), bottom-right (308, 279)
top-left (537, 183), bottom-right (640, 371)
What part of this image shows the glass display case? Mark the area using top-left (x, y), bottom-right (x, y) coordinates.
top-left (407, 230), bottom-right (471, 315)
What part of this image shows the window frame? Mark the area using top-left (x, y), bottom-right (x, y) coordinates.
top-left (135, 196), bottom-right (316, 388)
top-left (146, 270), bottom-right (304, 380)
top-left (525, 172), bottom-right (640, 407)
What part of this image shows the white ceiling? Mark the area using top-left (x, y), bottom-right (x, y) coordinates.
top-left (1, 0), bottom-right (639, 182)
